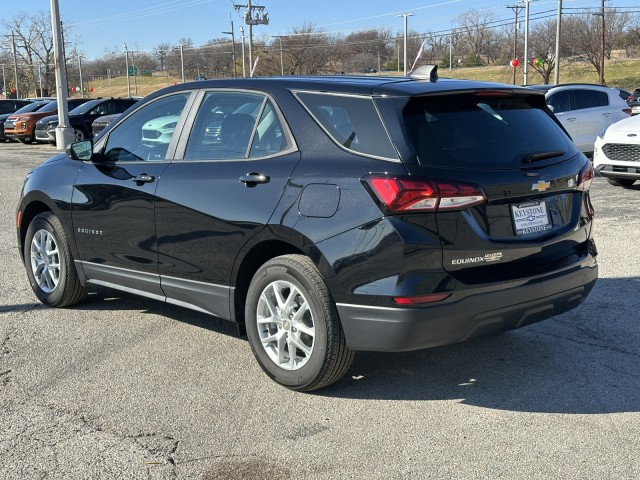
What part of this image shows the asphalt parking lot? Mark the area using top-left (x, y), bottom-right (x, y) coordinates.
top-left (1, 142), bottom-right (639, 479)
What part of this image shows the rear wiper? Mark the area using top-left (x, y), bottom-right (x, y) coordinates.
top-left (522, 150), bottom-right (566, 163)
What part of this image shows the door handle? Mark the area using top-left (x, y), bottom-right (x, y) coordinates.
top-left (566, 117), bottom-right (577, 122)
top-left (239, 173), bottom-right (270, 187)
top-left (603, 113), bottom-right (611, 117)
top-left (132, 174), bottom-right (155, 185)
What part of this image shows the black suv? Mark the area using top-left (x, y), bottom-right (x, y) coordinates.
top-left (16, 67), bottom-right (598, 391)
top-left (35, 97), bottom-right (140, 144)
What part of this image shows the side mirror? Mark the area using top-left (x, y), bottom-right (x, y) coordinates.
top-left (66, 140), bottom-right (93, 161)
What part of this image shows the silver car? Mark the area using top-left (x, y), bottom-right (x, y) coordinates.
top-left (530, 83), bottom-right (631, 155)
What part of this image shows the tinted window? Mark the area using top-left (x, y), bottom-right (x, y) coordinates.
top-left (184, 91), bottom-right (263, 160)
top-left (12, 102), bottom-right (47, 114)
top-left (295, 92), bottom-right (398, 160)
top-left (573, 89), bottom-right (608, 109)
top-left (404, 93), bottom-right (575, 168)
top-left (547, 91), bottom-right (571, 113)
top-left (103, 93), bottom-right (190, 162)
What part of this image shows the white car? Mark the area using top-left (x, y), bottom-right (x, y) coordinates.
top-left (593, 113), bottom-right (640, 187)
top-left (530, 84), bottom-right (631, 155)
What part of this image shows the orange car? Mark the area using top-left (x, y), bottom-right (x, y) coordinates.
top-left (4, 98), bottom-right (91, 143)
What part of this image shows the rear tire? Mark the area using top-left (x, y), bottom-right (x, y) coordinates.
top-left (73, 128), bottom-right (86, 143)
top-left (245, 254), bottom-right (354, 391)
top-left (606, 178), bottom-right (636, 187)
top-left (24, 212), bottom-right (88, 307)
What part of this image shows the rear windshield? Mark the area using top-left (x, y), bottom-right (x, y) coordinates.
top-left (404, 93), bottom-right (575, 168)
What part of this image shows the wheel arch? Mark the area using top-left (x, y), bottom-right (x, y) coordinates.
top-left (231, 238), bottom-right (305, 335)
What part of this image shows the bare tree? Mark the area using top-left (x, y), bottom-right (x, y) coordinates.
top-left (562, 10), bottom-right (631, 83)
top-left (528, 19), bottom-right (558, 84)
top-left (278, 25), bottom-right (331, 76)
top-left (1, 11), bottom-right (56, 96)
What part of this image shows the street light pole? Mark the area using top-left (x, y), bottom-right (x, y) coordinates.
top-left (222, 21), bottom-right (237, 78)
top-left (180, 44), bottom-right (185, 83)
top-left (78, 55), bottom-right (84, 98)
top-left (240, 26), bottom-right (246, 78)
top-left (273, 35), bottom-right (286, 76)
top-left (523, 0), bottom-right (531, 85)
top-left (397, 13), bottom-right (414, 76)
top-left (50, 0), bottom-right (73, 150)
top-left (124, 43), bottom-right (131, 97)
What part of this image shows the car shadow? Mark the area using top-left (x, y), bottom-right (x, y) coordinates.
top-left (4, 277), bottom-right (638, 414)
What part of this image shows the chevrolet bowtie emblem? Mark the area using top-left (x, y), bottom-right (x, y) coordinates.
top-left (532, 180), bottom-right (551, 192)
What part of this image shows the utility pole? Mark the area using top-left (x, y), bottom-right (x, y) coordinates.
top-left (598, 0), bottom-right (605, 85)
top-left (449, 24), bottom-right (453, 71)
top-left (50, 0), bottom-right (73, 150)
top-left (234, 0), bottom-right (269, 77)
top-left (397, 13), bottom-right (413, 76)
top-left (222, 19), bottom-right (237, 78)
top-left (507, 5), bottom-right (524, 85)
top-left (2, 65), bottom-right (6, 97)
top-left (554, 0), bottom-right (562, 84)
top-left (11, 31), bottom-right (19, 98)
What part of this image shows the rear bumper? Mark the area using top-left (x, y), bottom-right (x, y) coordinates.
top-left (336, 255), bottom-right (597, 352)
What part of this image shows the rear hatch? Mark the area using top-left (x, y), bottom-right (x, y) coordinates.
top-left (390, 90), bottom-right (594, 283)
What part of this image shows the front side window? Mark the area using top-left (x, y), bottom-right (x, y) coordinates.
top-left (547, 91), bottom-right (571, 113)
top-left (103, 93), bottom-right (190, 162)
top-left (295, 91), bottom-right (398, 160)
top-left (405, 93), bottom-right (576, 168)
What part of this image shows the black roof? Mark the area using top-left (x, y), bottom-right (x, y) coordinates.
top-left (145, 73), bottom-right (542, 102)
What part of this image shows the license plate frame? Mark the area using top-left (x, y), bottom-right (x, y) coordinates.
top-left (511, 200), bottom-right (552, 236)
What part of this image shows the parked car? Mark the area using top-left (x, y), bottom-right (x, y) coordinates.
top-left (528, 83), bottom-right (631, 154)
top-left (16, 68), bottom-right (598, 391)
top-left (0, 99), bottom-right (33, 115)
top-left (626, 88), bottom-right (640, 115)
top-left (4, 98), bottom-right (92, 143)
top-left (35, 97), bottom-right (139, 144)
top-left (0, 101), bottom-right (50, 141)
top-left (91, 113), bottom-right (121, 137)
top-left (593, 113), bottom-right (640, 187)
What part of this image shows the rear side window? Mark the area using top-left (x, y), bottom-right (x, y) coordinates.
top-left (573, 90), bottom-right (608, 109)
top-left (295, 91), bottom-right (398, 160)
top-left (404, 93), bottom-right (575, 168)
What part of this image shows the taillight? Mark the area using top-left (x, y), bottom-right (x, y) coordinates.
top-left (577, 162), bottom-right (594, 191)
top-left (363, 174), bottom-right (486, 214)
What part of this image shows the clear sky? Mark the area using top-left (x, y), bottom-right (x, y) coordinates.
top-left (3, 0), bottom-right (639, 60)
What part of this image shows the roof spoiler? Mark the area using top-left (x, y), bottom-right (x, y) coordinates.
top-left (409, 65), bottom-right (438, 82)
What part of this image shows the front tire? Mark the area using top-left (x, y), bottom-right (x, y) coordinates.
top-left (24, 212), bottom-right (88, 307)
top-left (245, 255), bottom-right (354, 392)
top-left (606, 178), bottom-right (636, 187)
